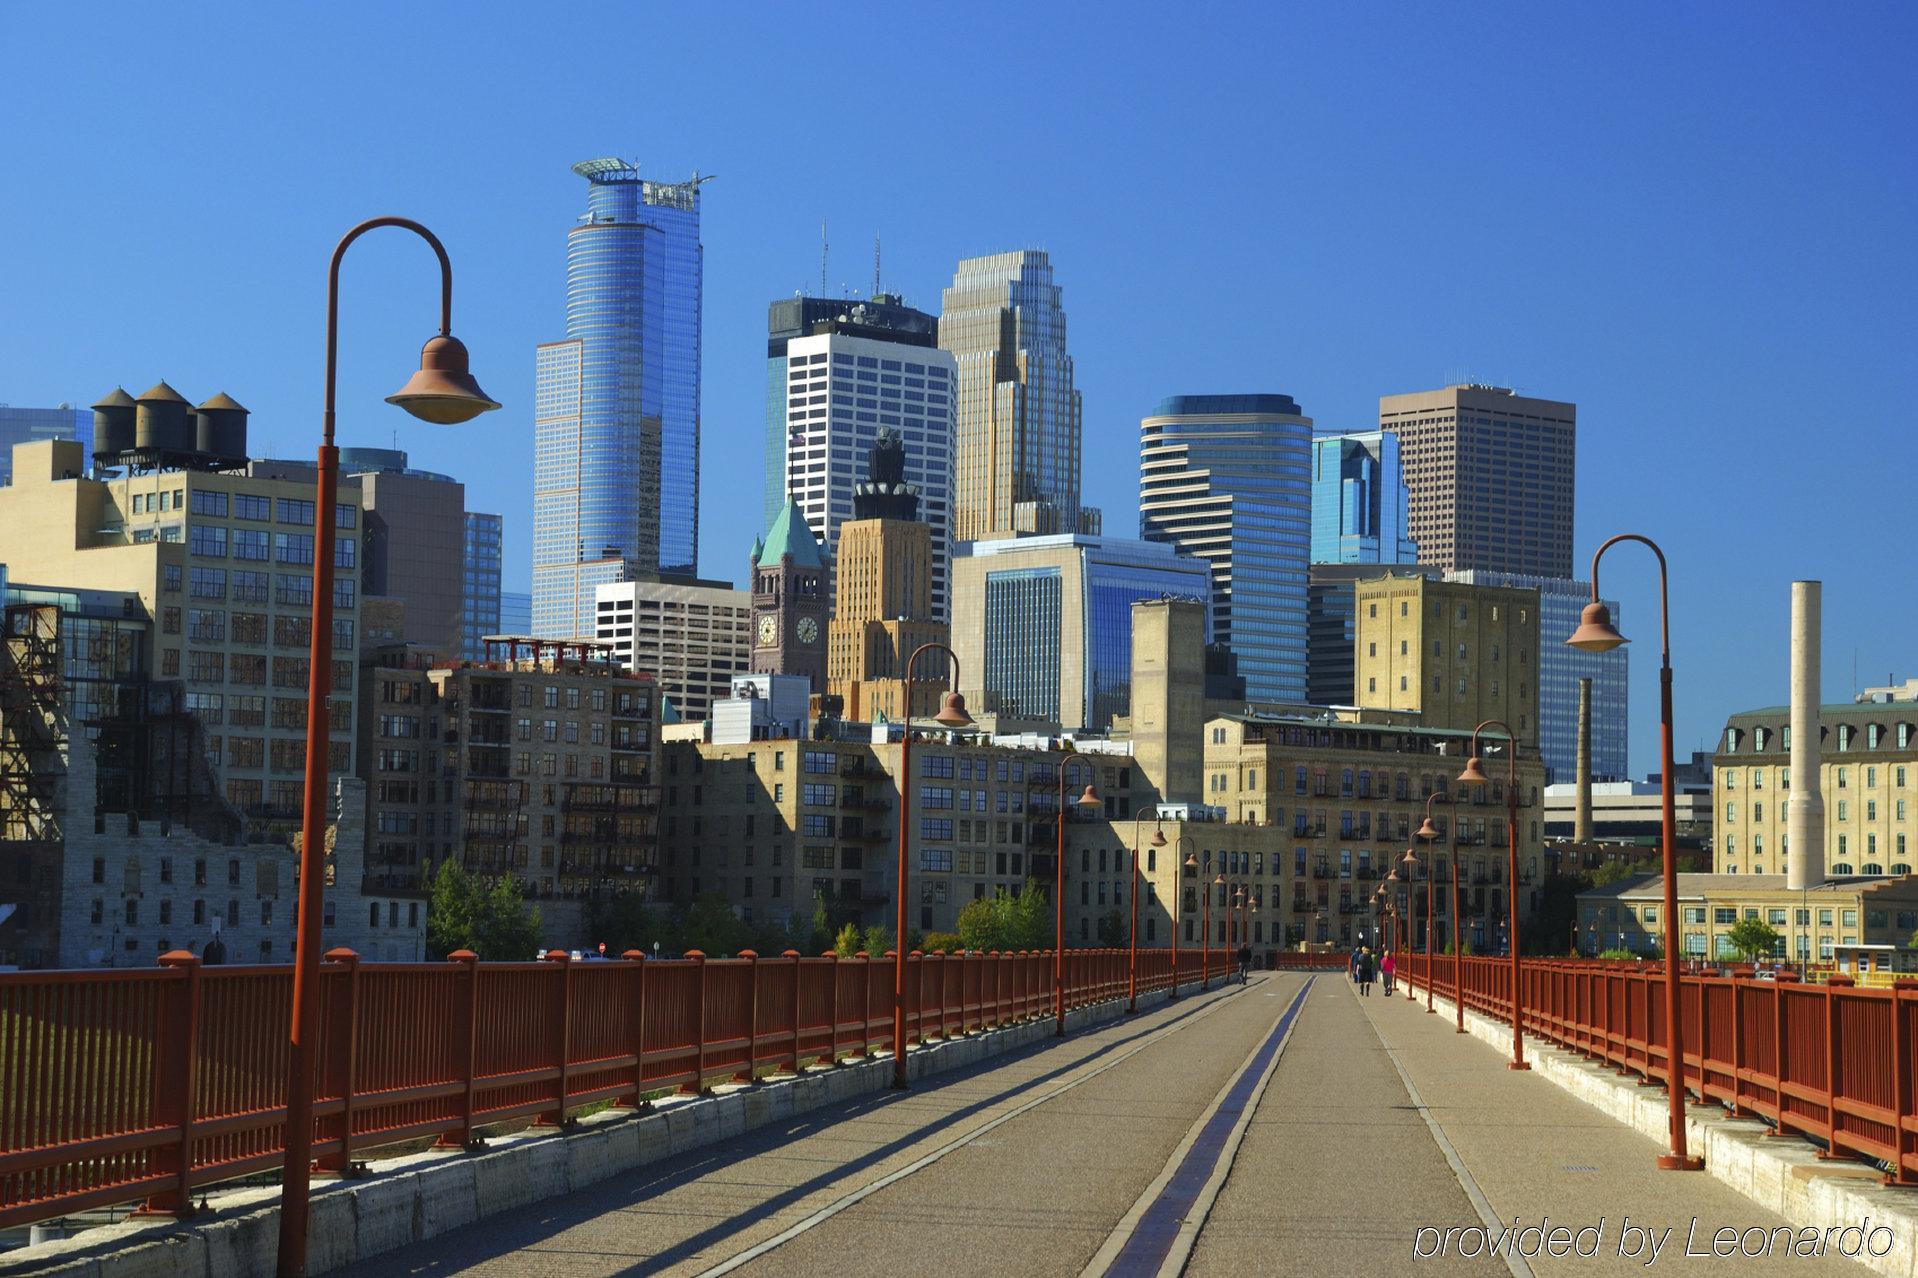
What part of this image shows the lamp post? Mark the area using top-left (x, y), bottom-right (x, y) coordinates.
top-left (1568, 532), bottom-right (1702, 1170)
top-left (1129, 814), bottom-right (1166, 1012)
top-left (894, 643), bottom-right (972, 1090)
top-left (1401, 844), bottom-right (1434, 1012)
top-left (1459, 721), bottom-right (1528, 1067)
top-left (1054, 753), bottom-right (1101, 1035)
top-left (278, 218), bottom-right (499, 1278)
top-left (1175, 837), bottom-right (1195, 994)
top-left (1414, 793), bottom-right (1466, 1035)
top-left (1199, 861), bottom-right (1214, 987)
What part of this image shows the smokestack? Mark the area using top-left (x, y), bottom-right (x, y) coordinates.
top-left (1574, 677), bottom-right (1594, 843)
top-left (1787, 581), bottom-right (1825, 890)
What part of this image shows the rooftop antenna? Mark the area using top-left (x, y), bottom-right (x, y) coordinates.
top-left (820, 221), bottom-right (828, 297)
top-left (873, 234), bottom-right (881, 297)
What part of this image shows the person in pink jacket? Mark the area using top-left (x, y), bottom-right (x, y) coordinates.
top-left (1380, 950), bottom-right (1397, 995)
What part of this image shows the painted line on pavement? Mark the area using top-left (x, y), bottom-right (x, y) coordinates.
top-left (684, 977), bottom-right (1266, 1278)
top-left (1081, 977), bottom-right (1314, 1278)
top-left (1364, 990), bottom-right (1536, 1278)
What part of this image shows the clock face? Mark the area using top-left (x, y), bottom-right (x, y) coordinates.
top-left (797, 616), bottom-right (818, 644)
top-left (757, 615), bottom-right (777, 646)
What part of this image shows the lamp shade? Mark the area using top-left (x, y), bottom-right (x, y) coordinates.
top-left (1076, 783), bottom-right (1101, 807)
top-left (1457, 756), bottom-right (1490, 787)
top-left (1566, 600), bottom-right (1627, 652)
top-left (1400, 848), bottom-right (1419, 872)
top-left (386, 335), bottom-right (500, 425)
top-left (1150, 825), bottom-right (1168, 848)
top-left (1416, 816), bottom-right (1440, 840)
top-left (1183, 852), bottom-right (1198, 870)
top-left (934, 690), bottom-right (972, 728)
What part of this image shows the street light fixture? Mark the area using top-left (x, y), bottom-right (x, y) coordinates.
top-left (1129, 815), bottom-right (1166, 1012)
top-left (279, 217), bottom-right (498, 1278)
top-left (894, 643), bottom-right (971, 1089)
top-left (1053, 752), bottom-right (1101, 1035)
top-left (1459, 721), bottom-right (1529, 1068)
top-left (1569, 532), bottom-right (1702, 1171)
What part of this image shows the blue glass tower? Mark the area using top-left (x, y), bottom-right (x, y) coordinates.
top-left (1138, 395), bottom-right (1313, 703)
top-left (1310, 430), bottom-right (1414, 565)
top-left (533, 158), bottom-right (705, 638)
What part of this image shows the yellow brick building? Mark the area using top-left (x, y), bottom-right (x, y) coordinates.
top-left (1351, 574), bottom-right (1540, 746)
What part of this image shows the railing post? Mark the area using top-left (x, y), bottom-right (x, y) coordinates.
top-left (824, 951), bottom-right (843, 1066)
top-left (436, 950), bottom-right (483, 1150)
top-left (316, 947), bottom-right (362, 1174)
top-left (1818, 974), bottom-right (1852, 1159)
top-left (785, 950), bottom-right (804, 1074)
top-left (857, 950), bottom-right (873, 1057)
top-left (535, 950), bottom-right (575, 1127)
top-left (1727, 970), bottom-right (1748, 1117)
top-left (1765, 972), bottom-right (1797, 1138)
top-left (684, 950), bottom-right (711, 1095)
top-left (1888, 980), bottom-right (1917, 1186)
top-left (620, 950), bottom-right (651, 1111)
top-left (141, 950), bottom-right (202, 1216)
top-left (737, 950), bottom-right (761, 1085)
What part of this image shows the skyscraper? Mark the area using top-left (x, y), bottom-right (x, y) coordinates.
top-left (1138, 395), bottom-right (1313, 703)
top-left (461, 511), bottom-right (503, 661)
top-left (766, 298), bottom-right (955, 618)
top-left (939, 251), bottom-right (1096, 542)
top-left (0, 404), bottom-right (89, 485)
top-left (1379, 384), bottom-right (1576, 578)
top-left (533, 158), bottom-right (705, 639)
top-left (1311, 430), bottom-right (1415, 565)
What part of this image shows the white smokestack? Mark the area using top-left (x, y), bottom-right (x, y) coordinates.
top-left (1574, 677), bottom-right (1593, 843)
top-left (1786, 580), bottom-right (1824, 890)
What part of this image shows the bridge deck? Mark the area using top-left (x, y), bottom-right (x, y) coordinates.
top-left (343, 974), bottom-right (1867, 1277)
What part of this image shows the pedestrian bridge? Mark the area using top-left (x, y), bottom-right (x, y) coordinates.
top-left (3, 953), bottom-right (1915, 1276)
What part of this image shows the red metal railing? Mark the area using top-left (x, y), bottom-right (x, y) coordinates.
top-left (1398, 954), bottom-right (1918, 1185)
top-left (0, 944), bottom-right (1232, 1230)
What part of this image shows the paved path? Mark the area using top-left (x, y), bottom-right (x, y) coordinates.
top-left (344, 974), bottom-right (1873, 1278)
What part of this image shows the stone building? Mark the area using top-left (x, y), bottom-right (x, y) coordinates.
top-left (748, 503), bottom-right (829, 690)
top-left (1576, 873), bottom-right (1918, 965)
top-left (1351, 573), bottom-right (1541, 745)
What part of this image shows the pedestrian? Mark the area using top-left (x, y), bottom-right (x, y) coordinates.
top-left (1380, 949), bottom-right (1396, 995)
top-left (1357, 946), bottom-right (1376, 995)
top-left (1349, 943), bottom-right (1363, 982)
top-left (1236, 942), bottom-right (1253, 983)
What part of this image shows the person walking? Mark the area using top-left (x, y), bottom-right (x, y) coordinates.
top-left (1380, 949), bottom-right (1396, 995)
top-left (1236, 942), bottom-right (1253, 984)
top-left (1356, 946), bottom-right (1376, 995)
top-left (1349, 943), bottom-right (1363, 982)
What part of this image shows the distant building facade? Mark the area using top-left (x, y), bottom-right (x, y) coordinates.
top-left (749, 502), bottom-right (829, 689)
top-left (1380, 384), bottom-right (1576, 579)
top-left (1139, 395), bottom-right (1313, 703)
top-left (500, 591), bottom-right (531, 636)
top-left (1351, 574), bottom-right (1541, 747)
top-left (0, 404), bottom-right (89, 485)
top-left (594, 577), bottom-right (751, 723)
top-left (940, 251), bottom-right (1097, 541)
top-left (1310, 429), bottom-right (1414, 566)
top-left (533, 158), bottom-right (705, 639)
top-left (461, 511), bottom-right (503, 661)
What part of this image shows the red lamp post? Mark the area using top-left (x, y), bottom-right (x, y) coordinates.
top-left (1053, 754), bottom-right (1101, 1035)
top-left (1413, 793), bottom-right (1466, 1035)
top-left (1458, 722), bottom-right (1528, 1068)
top-left (277, 218), bottom-right (498, 1278)
top-left (1568, 532), bottom-right (1702, 1171)
top-left (1130, 815), bottom-right (1166, 1012)
top-left (894, 643), bottom-right (972, 1090)
top-left (1175, 837), bottom-right (1194, 995)
top-left (1401, 844), bottom-right (1434, 1012)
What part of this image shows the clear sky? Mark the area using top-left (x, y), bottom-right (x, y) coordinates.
top-left (2, 2), bottom-right (1913, 777)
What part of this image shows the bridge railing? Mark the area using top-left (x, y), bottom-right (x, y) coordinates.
top-left (1398, 953), bottom-right (1918, 1185)
top-left (0, 943), bottom-right (1233, 1230)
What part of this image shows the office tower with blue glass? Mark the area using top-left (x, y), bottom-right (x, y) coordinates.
top-left (763, 295), bottom-right (940, 527)
top-left (533, 158), bottom-right (706, 639)
top-left (765, 297), bottom-right (955, 619)
top-left (950, 535), bottom-right (1210, 732)
top-left (1138, 395), bottom-right (1313, 704)
top-left (940, 251), bottom-right (1098, 541)
top-left (1311, 430), bottom-right (1415, 566)
top-left (500, 591), bottom-right (532, 636)
top-left (462, 511), bottom-right (503, 660)
top-left (0, 404), bottom-right (90, 485)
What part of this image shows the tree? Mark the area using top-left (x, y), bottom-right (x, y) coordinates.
top-left (956, 880), bottom-right (1054, 952)
top-left (1095, 909), bottom-right (1127, 947)
top-left (1725, 916), bottom-right (1782, 963)
top-left (672, 894), bottom-right (753, 956)
top-left (583, 892), bottom-right (669, 956)
top-left (833, 922), bottom-right (864, 957)
top-left (923, 931), bottom-right (964, 954)
top-left (425, 861), bottom-right (543, 960)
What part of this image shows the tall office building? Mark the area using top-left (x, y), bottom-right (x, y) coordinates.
top-left (1139, 395), bottom-right (1313, 703)
top-left (461, 511), bottom-right (503, 661)
top-left (939, 251), bottom-right (1097, 541)
top-left (950, 535), bottom-right (1210, 732)
top-left (1380, 384), bottom-right (1576, 578)
top-left (1306, 562), bottom-right (1438, 706)
top-left (594, 577), bottom-right (751, 723)
top-left (1311, 430), bottom-right (1415, 565)
top-left (762, 295), bottom-right (940, 527)
top-left (1447, 570), bottom-right (1628, 784)
top-left (500, 591), bottom-right (531, 635)
top-left (0, 404), bottom-right (89, 485)
top-left (768, 300), bottom-right (955, 618)
top-left (1351, 574), bottom-right (1540, 747)
top-left (533, 158), bottom-right (705, 639)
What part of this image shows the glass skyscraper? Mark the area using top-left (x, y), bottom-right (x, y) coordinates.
top-left (0, 405), bottom-right (89, 485)
top-left (1139, 395), bottom-right (1313, 703)
top-left (1310, 430), bottom-right (1414, 565)
top-left (533, 158), bottom-right (705, 638)
top-left (461, 511), bottom-right (503, 660)
top-left (939, 251), bottom-right (1096, 541)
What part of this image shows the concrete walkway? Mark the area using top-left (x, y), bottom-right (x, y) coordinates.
top-left (337, 974), bottom-right (1877, 1278)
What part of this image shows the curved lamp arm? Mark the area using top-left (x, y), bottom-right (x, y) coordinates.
top-left (325, 217), bottom-right (454, 443)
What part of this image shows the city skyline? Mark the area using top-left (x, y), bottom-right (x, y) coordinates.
top-left (1, 4), bottom-right (1913, 778)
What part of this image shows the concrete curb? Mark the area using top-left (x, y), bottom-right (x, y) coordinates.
top-left (1404, 984), bottom-right (1918, 1278)
top-left (0, 983), bottom-right (1200, 1277)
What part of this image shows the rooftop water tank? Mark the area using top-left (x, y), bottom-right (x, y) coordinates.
top-left (134, 381), bottom-right (192, 454)
top-left (195, 392), bottom-right (249, 468)
top-left (91, 388), bottom-right (137, 460)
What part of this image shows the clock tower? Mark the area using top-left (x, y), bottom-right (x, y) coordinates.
top-left (749, 499), bottom-right (829, 689)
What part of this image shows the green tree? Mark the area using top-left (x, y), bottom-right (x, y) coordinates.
top-left (956, 894), bottom-right (1008, 952)
top-left (672, 894), bottom-right (753, 955)
top-left (862, 924), bottom-right (894, 956)
top-left (583, 892), bottom-right (668, 956)
top-left (1009, 880), bottom-right (1053, 949)
top-left (475, 874), bottom-right (543, 960)
top-left (834, 922), bottom-right (864, 956)
top-left (923, 931), bottom-right (964, 953)
top-left (1095, 909), bottom-right (1127, 947)
top-left (1725, 916), bottom-right (1781, 963)
top-left (425, 861), bottom-right (544, 960)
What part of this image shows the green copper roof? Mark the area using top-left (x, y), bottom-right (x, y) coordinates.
top-left (660, 696), bottom-right (682, 725)
top-left (749, 535), bottom-right (764, 564)
top-left (756, 501), bottom-right (826, 570)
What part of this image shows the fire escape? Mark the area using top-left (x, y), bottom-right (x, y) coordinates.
top-left (0, 605), bottom-right (66, 842)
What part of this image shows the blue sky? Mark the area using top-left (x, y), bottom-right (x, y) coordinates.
top-left (2, 2), bottom-right (1913, 777)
